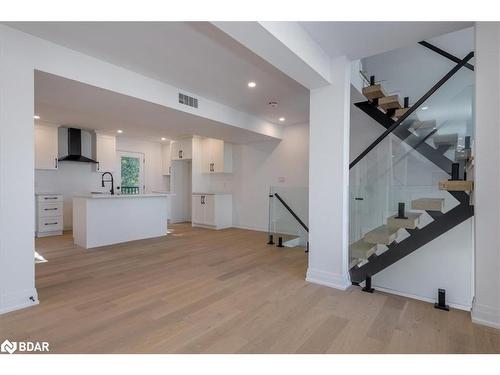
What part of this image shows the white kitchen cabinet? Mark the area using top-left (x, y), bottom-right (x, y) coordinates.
top-left (161, 141), bottom-right (172, 175)
top-left (93, 133), bottom-right (116, 172)
top-left (35, 194), bottom-right (63, 237)
top-left (192, 193), bottom-right (232, 229)
top-left (171, 138), bottom-right (192, 160)
top-left (202, 138), bottom-right (232, 173)
top-left (35, 124), bottom-right (59, 170)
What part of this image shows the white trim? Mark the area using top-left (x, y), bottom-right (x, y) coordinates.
top-left (232, 225), bottom-right (267, 233)
top-left (471, 301), bottom-right (500, 329)
top-left (372, 285), bottom-right (472, 312)
top-left (306, 268), bottom-right (351, 290)
top-left (0, 288), bottom-right (39, 315)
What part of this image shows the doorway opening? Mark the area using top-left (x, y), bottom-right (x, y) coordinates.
top-left (116, 151), bottom-right (145, 195)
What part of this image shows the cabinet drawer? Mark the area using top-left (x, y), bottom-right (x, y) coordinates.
top-left (37, 195), bottom-right (63, 203)
top-left (38, 202), bottom-right (63, 218)
top-left (38, 217), bottom-right (63, 232)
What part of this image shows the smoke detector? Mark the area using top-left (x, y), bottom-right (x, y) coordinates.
top-left (268, 101), bottom-right (278, 108)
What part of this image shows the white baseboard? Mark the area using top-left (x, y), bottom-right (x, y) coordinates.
top-left (472, 301), bottom-right (500, 329)
top-left (306, 268), bottom-right (351, 290)
top-left (232, 225), bottom-right (267, 233)
top-left (0, 288), bottom-right (39, 315)
top-left (371, 285), bottom-right (471, 311)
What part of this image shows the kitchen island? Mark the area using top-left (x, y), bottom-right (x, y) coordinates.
top-left (73, 193), bottom-right (170, 249)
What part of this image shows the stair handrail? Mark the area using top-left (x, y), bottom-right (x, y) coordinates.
top-left (349, 51), bottom-right (474, 170)
top-left (273, 193), bottom-right (309, 233)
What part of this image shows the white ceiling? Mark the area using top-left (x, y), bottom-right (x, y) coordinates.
top-left (300, 22), bottom-right (473, 60)
top-left (7, 21), bottom-right (310, 125)
top-left (34, 71), bottom-right (278, 144)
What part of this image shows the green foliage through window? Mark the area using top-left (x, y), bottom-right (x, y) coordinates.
top-left (121, 156), bottom-right (140, 190)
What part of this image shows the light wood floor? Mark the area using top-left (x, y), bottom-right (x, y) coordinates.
top-left (1, 223), bottom-right (499, 354)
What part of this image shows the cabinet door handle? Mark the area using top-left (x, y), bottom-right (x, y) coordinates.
top-left (179, 150), bottom-right (183, 159)
top-left (97, 162), bottom-right (100, 171)
top-left (55, 157), bottom-right (58, 169)
top-left (44, 222), bottom-right (58, 226)
top-left (44, 197), bottom-right (58, 200)
top-left (44, 208), bottom-right (58, 211)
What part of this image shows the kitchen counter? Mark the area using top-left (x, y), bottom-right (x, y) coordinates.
top-left (73, 193), bottom-right (169, 249)
top-left (74, 193), bottom-right (172, 199)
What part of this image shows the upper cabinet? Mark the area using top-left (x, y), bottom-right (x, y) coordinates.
top-left (161, 141), bottom-right (172, 175)
top-left (171, 138), bottom-right (192, 160)
top-left (35, 124), bottom-right (59, 170)
top-left (93, 133), bottom-right (116, 172)
top-left (202, 138), bottom-right (233, 173)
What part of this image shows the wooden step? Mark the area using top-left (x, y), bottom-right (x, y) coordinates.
top-left (408, 120), bottom-right (436, 132)
top-left (455, 148), bottom-right (472, 161)
top-left (349, 239), bottom-right (376, 259)
top-left (411, 198), bottom-right (445, 212)
top-left (378, 95), bottom-right (401, 111)
top-left (349, 257), bottom-right (361, 270)
top-left (394, 107), bottom-right (410, 119)
top-left (439, 180), bottom-right (474, 192)
top-left (362, 84), bottom-right (387, 100)
top-left (387, 212), bottom-right (422, 229)
top-left (433, 134), bottom-right (458, 147)
top-left (364, 225), bottom-right (398, 245)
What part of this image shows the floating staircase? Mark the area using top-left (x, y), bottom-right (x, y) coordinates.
top-left (349, 47), bottom-right (475, 286)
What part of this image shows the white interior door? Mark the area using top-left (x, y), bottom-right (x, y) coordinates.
top-left (115, 151), bottom-right (145, 195)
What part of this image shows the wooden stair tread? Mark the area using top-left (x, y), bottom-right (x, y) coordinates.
top-left (349, 239), bottom-right (376, 259)
top-left (432, 133), bottom-right (458, 146)
top-left (349, 257), bottom-right (361, 269)
top-left (409, 120), bottom-right (436, 131)
top-left (411, 198), bottom-right (445, 212)
top-left (378, 95), bottom-right (401, 110)
top-left (362, 84), bottom-right (387, 100)
top-left (394, 107), bottom-right (410, 118)
top-left (387, 212), bottom-right (422, 229)
top-left (364, 225), bottom-right (398, 245)
top-left (439, 180), bottom-right (474, 192)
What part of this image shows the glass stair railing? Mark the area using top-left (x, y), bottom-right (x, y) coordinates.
top-left (267, 186), bottom-right (309, 252)
top-left (349, 50), bottom-right (474, 286)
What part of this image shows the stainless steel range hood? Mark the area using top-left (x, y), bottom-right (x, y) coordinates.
top-left (58, 127), bottom-right (98, 163)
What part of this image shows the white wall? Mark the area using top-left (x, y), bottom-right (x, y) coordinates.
top-left (307, 56), bottom-right (351, 290)
top-left (232, 123), bottom-right (309, 232)
top-left (472, 22), bottom-right (500, 328)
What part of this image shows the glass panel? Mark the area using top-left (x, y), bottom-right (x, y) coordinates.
top-left (121, 156), bottom-right (140, 195)
top-left (349, 63), bottom-right (474, 273)
top-left (268, 186), bottom-right (309, 250)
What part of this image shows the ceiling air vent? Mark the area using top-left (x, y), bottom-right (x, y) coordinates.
top-left (178, 93), bottom-right (199, 109)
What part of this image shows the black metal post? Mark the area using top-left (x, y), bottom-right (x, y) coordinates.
top-left (434, 288), bottom-right (450, 311)
top-left (362, 275), bottom-right (374, 293)
top-left (451, 163), bottom-right (460, 181)
top-left (267, 234), bottom-right (275, 245)
top-left (403, 96), bottom-right (409, 108)
top-left (370, 75), bottom-right (375, 85)
top-left (396, 202), bottom-right (408, 219)
top-left (277, 237), bottom-right (284, 248)
top-left (305, 242), bottom-right (309, 253)
top-left (464, 136), bottom-right (471, 149)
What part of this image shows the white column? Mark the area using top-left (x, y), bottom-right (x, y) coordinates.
top-left (472, 22), bottom-right (500, 329)
top-left (306, 56), bottom-right (351, 289)
top-left (0, 32), bottom-right (38, 314)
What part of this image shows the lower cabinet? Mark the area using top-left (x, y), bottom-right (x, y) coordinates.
top-left (36, 194), bottom-right (64, 237)
top-left (191, 194), bottom-right (232, 229)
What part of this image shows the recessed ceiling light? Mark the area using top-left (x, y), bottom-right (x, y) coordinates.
top-left (161, 137), bottom-right (166, 141)
top-left (247, 81), bottom-right (256, 88)
top-left (279, 117), bottom-right (285, 122)
top-left (421, 106), bottom-right (429, 110)
top-left (117, 130), bottom-right (123, 134)
top-left (33, 115), bottom-right (40, 120)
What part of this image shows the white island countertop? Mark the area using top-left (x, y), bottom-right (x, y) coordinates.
top-left (74, 193), bottom-right (172, 199)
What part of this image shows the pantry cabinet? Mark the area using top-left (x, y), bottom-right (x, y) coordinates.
top-left (202, 138), bottom-right (232, 173)
top-left (35, 124), bottom-right (59, 170)
top-left (171, 138), bottom-right (192, 160)
top-left (191, 193), bottom-right (232, 229)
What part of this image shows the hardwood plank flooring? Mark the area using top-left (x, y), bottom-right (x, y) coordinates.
top-left (0, 223), bottom-right (499, 354)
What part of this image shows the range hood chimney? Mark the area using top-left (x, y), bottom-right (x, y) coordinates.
top-left (58, 128), bottom-right (98, 163)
